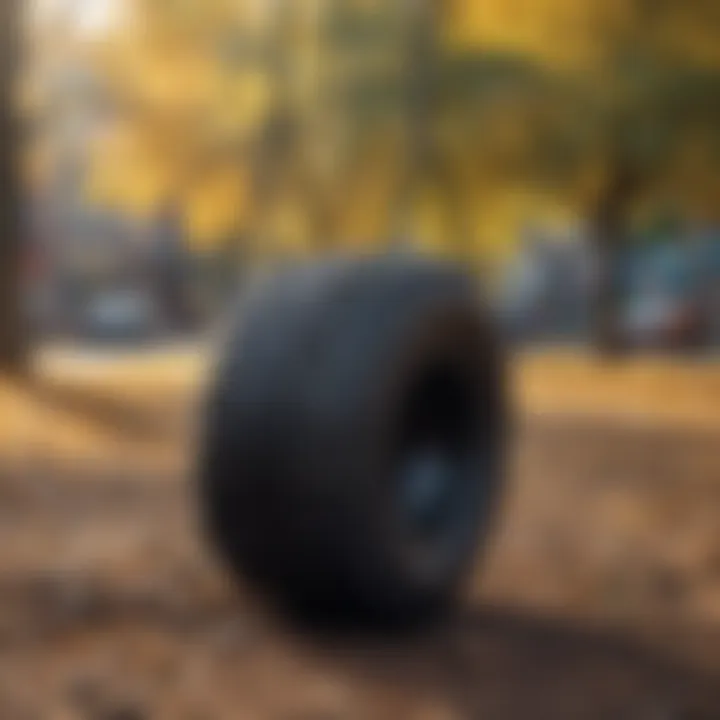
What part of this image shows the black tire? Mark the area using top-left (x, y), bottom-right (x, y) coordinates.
top-left (200, 255), bottom-right (507, 628)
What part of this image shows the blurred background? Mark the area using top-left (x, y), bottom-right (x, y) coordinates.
top-left (1, 0), bottom-right (720, 717)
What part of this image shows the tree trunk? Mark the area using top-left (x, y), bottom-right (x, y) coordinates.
top-left (153, 204), bottom-right (198, 332)
top-left (590, 219), bottom-right (624, 355)
top-left (589, 163), bottom-right (637, 355)
top-left (0, 0), bottom-right (27, 373)
top-left (391, 0), bottom-right (437, 245)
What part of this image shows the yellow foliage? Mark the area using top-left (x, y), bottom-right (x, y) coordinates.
top-left (88, 0), bottom-right (272, 248)
top-left (183, 166), bottom-right (250, 247)
top-left (84, 0), bottom-right (720, 259)
top-left (87, 125), bottom-right (181, 214)
top-left (412, 193), bottom-right (456, 258)
top-left (210, 71), bottom-right (273, 141)
top-left (471, 189), bottom-right (576, 266)
top-left (339, 149), bottom-right (404, 248)
top-left (443, 0), bottom-right (720, 70)
top-left (443, 0), bottom-right (608, 67)
top-left (269, 199), bottom-right (315, 256)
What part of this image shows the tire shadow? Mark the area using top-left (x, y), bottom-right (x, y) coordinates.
top-left (306, 604), bottom-right (720, 719)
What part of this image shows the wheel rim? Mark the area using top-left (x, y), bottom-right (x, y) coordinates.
top-left (396, 446), bottom-right (462, 539)
top-left (393, 361), bottom-right (479, 551)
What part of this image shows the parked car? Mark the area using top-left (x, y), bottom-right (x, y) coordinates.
top-left (621, 289), bottom-right (704, 350)
top-left (620, 242), bottom-right (705, 350)
top-left (78, 289), bottom-right (162, 344)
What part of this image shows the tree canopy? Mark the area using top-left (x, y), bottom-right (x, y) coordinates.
top-left (74, 0), bottom-right (720, 262)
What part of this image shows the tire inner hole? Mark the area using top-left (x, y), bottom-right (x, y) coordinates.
top-left (395, 360), bottom-right (478, 543)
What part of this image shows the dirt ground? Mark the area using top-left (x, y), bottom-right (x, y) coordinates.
top-left (1, 350), bottom-right (720, 719)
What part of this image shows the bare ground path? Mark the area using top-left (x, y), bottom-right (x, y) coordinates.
top-left (1, 351), bottom-right (719, 718)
